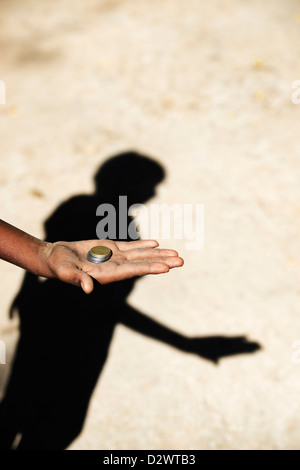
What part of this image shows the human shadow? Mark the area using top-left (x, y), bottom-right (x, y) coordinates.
top-left (0, 151), bottom-right (261, 450)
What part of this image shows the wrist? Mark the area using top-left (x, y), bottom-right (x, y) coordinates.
top-left (36, 241), bottom-right (56, 278)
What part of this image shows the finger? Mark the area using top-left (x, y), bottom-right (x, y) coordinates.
top-left (126, 248), bottom-right (178, 261)
top-left (133, 256), bottom-right (184, 268)
top-left (116, 240), bottom-right (159, 251)
top-left (60, 264), bottom-right (95, 294)
top-left (78, 270), bottom-right (95, 294)
top-left (112, 261), bottom-right (170, 282)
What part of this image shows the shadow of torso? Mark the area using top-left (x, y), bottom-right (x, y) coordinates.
top-left (0, 193), bottom-right (136, 449)
top-left (0, 153), bottom-right (260, 449)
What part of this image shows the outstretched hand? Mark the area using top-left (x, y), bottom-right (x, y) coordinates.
top-left (45, 239), bottom-right (184, 294)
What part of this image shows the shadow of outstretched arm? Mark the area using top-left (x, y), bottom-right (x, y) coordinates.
top-left (120, 304), bottom-right (261, 364)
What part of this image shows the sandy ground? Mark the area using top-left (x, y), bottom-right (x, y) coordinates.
top-left (1, 0), bottom-right (300, 450)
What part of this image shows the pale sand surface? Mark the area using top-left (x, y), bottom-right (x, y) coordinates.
top-left (0, 0), bottom-right (300, 450)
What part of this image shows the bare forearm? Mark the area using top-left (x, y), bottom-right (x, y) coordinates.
top-left (0, 219), bottom-right (183, 292)
top-left (0, 219), bottom-right (54, 277)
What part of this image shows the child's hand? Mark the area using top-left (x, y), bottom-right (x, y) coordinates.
top-left (45, 239), bottom-right (184, 294)
top-left (0, 221), bottom-right (183, 292)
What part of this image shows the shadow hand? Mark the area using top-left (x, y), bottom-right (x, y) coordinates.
top-left (187, 336), bottom-right (260, 364)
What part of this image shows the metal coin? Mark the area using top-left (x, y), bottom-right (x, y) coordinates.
top-left (87, 246), bottom-right (112, 263)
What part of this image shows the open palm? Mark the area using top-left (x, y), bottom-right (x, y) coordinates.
top-left (46, 239), bottom-right (184, 293)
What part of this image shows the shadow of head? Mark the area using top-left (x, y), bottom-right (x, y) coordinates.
top-left (94, 151), bottom-right (165, 205)
top-left (44, 150), bottom-right (165, 244)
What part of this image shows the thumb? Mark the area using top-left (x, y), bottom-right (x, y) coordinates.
top-left (73, 268), bottom-right (94, 294)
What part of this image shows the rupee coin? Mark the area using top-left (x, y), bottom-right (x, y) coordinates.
top-left (87, 246), bottom-right (112, 263)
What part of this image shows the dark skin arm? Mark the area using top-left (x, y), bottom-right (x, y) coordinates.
top-left (0, 220), bottom-right (184, 294)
